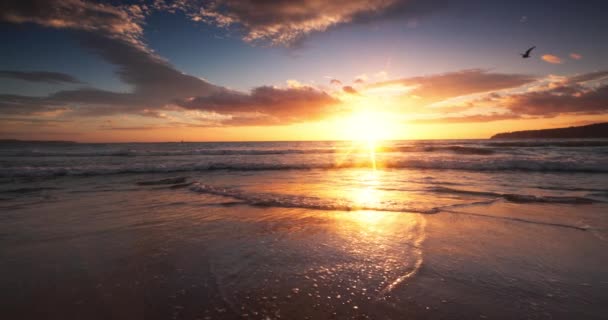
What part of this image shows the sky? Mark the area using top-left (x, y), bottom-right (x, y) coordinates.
top-left (1, 0), bottom-right (607, 142)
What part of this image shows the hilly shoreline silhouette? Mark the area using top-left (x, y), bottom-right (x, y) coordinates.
top-left (491, 123), bottom-right (608, 139)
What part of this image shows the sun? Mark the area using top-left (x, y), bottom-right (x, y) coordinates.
top-left (331, 110), bottom-right (400, 170)
top-left (338, 111), bottom-right (399, 143)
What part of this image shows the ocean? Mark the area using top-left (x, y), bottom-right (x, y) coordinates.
top-left (1, 139), bottom-right (607, 319)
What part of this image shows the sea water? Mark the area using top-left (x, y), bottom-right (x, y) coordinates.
top-left (1, 139), bottom-right (607, 319)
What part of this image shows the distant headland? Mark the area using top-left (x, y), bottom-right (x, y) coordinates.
top-left (491, 123), bottom-right (608, 139)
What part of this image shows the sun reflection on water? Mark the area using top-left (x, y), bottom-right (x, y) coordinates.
top-left (327, 168), bottom-right (427, 295)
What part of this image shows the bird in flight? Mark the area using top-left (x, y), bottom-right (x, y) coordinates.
top-left (521, 46), bottom-right (536, 58)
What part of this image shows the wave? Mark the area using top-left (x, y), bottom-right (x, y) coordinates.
top-left (136, 177), bottom-right (188, 186)
top-left (0, 145), bottom-right (497, 157)
top-left (442, 209), bottom-right (589, 231)
top-left (430, 186), bottom-right (599, 204)
top-left (0, 148), bottom-right (339, 157)
top-left (0, 187), bottom-right (60, 194)
top-left (4, 139), bottom-right (606, 159)
top-left (2, 159), bottom-right (607, 177)
top-left (190, 183), bottom-right (439, 214)
top-left (188, 184), bottom-right (596, 232)
top-left (485, 141), bottom-right (608, 148)
top-left (413, 146), bottom-right (495, 155)
top-left (534, 185), bottom-right (608, 192)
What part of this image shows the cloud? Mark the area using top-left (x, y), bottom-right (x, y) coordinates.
top-left (409, 70), bottom-right (608, 123)
top-left (1, 1), bottom-right (444, 47)
top-left (567, 70), bottom-right (608, 84)
top-left (452, 71), bottom-right (608, 118)
top-left (76, 33), bottom-right (222, 103)
top-left (369, 69), bottom-right (536, 103)
top-left (412, 113), bottom-right (520, 123)
top-left (0, 117), bottom-right (69, 127)
top-left (330, 79), bottom-right (343, 86)
top-left (0, 70), bottom-right (82, 84)
top-left (569, 53), bottom-right (583, 60)
top-left (342, 86), bottom-right (359, 95)
top-left (2, 1), bottom-right (605, 129)
top-left (99, 125), bottom-right (174, 131)
top-left (164, 0), bottom-right (444, 45)
top-left (0, 1), bottom-right (344, 125)
top-left (0, 44), bottom-right (337, 125)
top-left (0, 94), bottom-right (66, 115)
top-left (0, 0), bottom-right (147, 47)
top-left (541, 54), bottom-right (563, 64)
top-left (176, 85), bottom-right (339, 125)
top-left (374, 71), bottom-right (388, 80)
top-left (503, 83), bottom-right (608, 116)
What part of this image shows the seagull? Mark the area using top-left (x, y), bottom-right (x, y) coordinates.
top-left (521, 46), bottom-right (535, 58)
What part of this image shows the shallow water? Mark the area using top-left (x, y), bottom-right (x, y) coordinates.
top-left (1, 140), bottom-right (607, 319)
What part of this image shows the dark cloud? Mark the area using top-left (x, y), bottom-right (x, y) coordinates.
top-left (371, 69), bottom-right (537, 103)
top-left (441, 71), bottom-right (608, 120)
top-left (51, 32), bottom-right (223, 116)
top-left (0, 0), bottom-right (146, 46)
top-left (330, 79), bottom-right (342, 85)
top-left (0, 33), bottom-right (338, 123)
top-left (0, 1), bottom-right (342, 125)
top-left (0, 117), bottom-right (68, 123)
top-left (160, 0), bottom-right (445, 45)
top-left (0, 70), bottom-right (82, 84)
top-left (354, 78), bottom-right (366, 84)
top-left (78, 34), bottom-right (221, 99)
top-left (504, 83), bottom-right (608, 116)
top-left (1, 1), bottom-right (445, 47)
top-left (567, 70), bottom-right (608, 84)
top-left (0, 94), bottom-right (66, 115)
top-left (342, 86), bottom-right (358, 94)
top-left (0, 117), bottom-right (70, 128)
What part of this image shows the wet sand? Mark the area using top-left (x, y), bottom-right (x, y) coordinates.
top-left (1, 184), bottom-right (607, 320)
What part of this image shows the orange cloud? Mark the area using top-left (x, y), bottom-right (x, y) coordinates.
top-left (342, 86), bottom-right (359, 95)
top-left (412, 113), bottom-right (520, 123)
top-left (541, 54), bottom-right (563, 64)
top-left (368, 69), bottom-right (536, 103)
top-left (569, 53), bottom-right (583, 60)
top-left (412, 70), bottom-right (608, 122)
top-left (175, 86), bottom-right (340, 125)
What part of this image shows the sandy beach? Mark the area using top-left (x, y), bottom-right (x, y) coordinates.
top-left (1, 144), bottom-right (607, 319)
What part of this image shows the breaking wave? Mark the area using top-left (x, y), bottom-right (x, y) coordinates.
top-left (190, 183), bottom-right (439, 214)
top-left (429, 186), bottom-right (600, 204)
top-left (485, 140), bottom-right (608, 147)
top-left (1, 145), bottom-right (498, 157)
top-left (1, 158), bottom-right (607, 178)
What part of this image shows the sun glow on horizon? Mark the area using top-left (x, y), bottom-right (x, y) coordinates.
top-left (337, 111), bottom-right (401, 143)
top-left (331, 110), bottom-right (403, 170)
